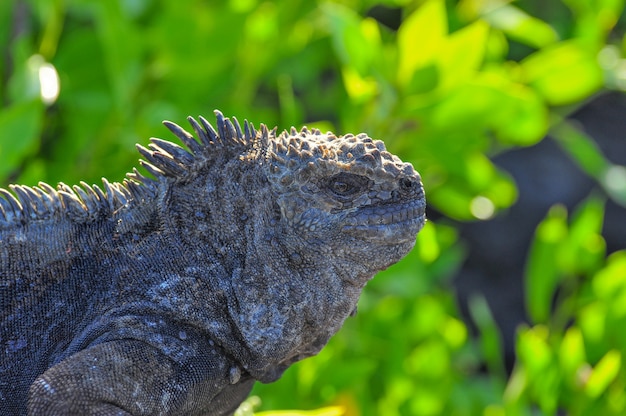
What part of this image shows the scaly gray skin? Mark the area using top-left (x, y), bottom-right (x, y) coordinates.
top-left (0, 110), bottom-right (425, 415)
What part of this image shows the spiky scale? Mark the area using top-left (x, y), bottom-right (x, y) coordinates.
top-left (137, 144), bottom-right (160, 165)
top-left (39, 182), bottom-right (63, 213)
top-left (0, 188), bottom-right (23, 215)
top-left (0, 199), bottom-right (14, 222)
top-left (10, 186), bottom-right (35, 219)
top-left (73, 184), bottom-right (97, 214)
top-left (214, 110), bottom-right (228, 143)
top-left (109, 183), bottom-right (128, 207)
top-left (101, 178), bottom-right (118, 210)
top-left (162, 121), bottom-right (203, 157)
top-left (22, 186), bottom-right (49, 217)
top-left (114, 182), bottom-right (132, 201)
top-left (226, 118), bottom-right (239, 143)
top-left (186, 117), bottom-right (210, 151)
top-left (124, 180), bottom-right (144, 200)
top-left (138, 160), bottom-right (165, 180)
top-left (286, 145), bottom-right (299, 159)
top-left (199, 115), bottom-right (220, 145)
top-left (58, 183), bottom-right (74, 195)
top-left (149, 138), bottom-right (195, 166)
top-left (150, 152), bottom-right (186, 177)
top-left (58, 190), bottom-right (86, 215)
top-left (232, 116), bottom-right (243, 142)
top-left (27, 186), bottom-right (52, 215)
top-left (244, 120), bottom-right (256, 142)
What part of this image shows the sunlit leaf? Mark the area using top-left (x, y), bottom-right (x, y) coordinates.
top-left (559, 196), bottom-right (606, 275)
top-left (578, 301), bottom-right (607, 347)
top-left (94, 1), bottom-right (143, 113)
top-left (469, 295), bottom-right (506, 377)
top-left (323, 3), bottom-right (381, 77)
top-left (438, 20), bottom-right (489, 90)
top-left (484, 4), bottom-right (558, 48)
top-left (559, 327), bottom-right (587, 386)
top-left (492, 81), bottom-right (548, 145)
top-left (515, 325), bottom-right (561, 413)
top-left (428, 73), bottom-right (547, 145)
top-left (441, 317), bottom-right (468, 349)
top-left (426, 154), bottom-right (516, 220)
top-left (517, 325), bottom-right (552, 373)
top-left (585, 350), bottom-right (621, 398)
top-left (256, 406), bottom-right (345, 416)
top-left (550, 118), bottom-right (609, 178)
top-left (0, 100), bottom-right (44, 180)
top-left (341, 66), bottom-right (378, 103)
top-left (525, 205), bottom-right (568, 324)
top-left (563, 0), bottom-right (624, 45)
top-left (521, 41), bottom-right (603, 105)
top-left (397, 0), bottom-right (447, 86)
top-left (592, 251), bottom-right (626, 318)
top-left (405, 63), bottom-right (439, 95)
top-left (416, 221), bottom-right (439, 263)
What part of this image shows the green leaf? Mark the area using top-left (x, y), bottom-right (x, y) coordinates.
top-left (559, 327), bottom-right (587, 386)
top-left (323, 3), bottom-right (381, 77)
top-left (492, 80), bottom-right (548, 145)
top-left (517, 325), bottom-right (553, 374)
top-left (514, 325), bottom-right (561, 414)
top-left (428, 71), bottom-right (547, 145)
top-left (397, 0), bottom-right (447, 86)
top-left (550, 119), bottom-right (626, 207)
top-left (550, 118), bottom-right (609, 178)
top-left (525, 205), bottom-right (568, 324)
top-left (563, 0), bottom-right (624, 46)
top-left (0, 100), bottom-right (44, 180)
top-left (560, 196), bottom-right (606, 275)
top-left (425, 145), bottom-right (517, 220)
top-left (405, 63), bottom-right (439, 95)
top-left (469, 295), bottom-right (506, 377)
top-left (585, 350), bottom-right (621, 398)
top-left (483, 4), bottom-right (559, 48)
top-left (94, 1), bottom-right (143, 113)
top-left (255, 406), bottom-right (345, 416)
top-left (592, 251), bottom-right (626, 317)
top-left (578, 302), bottom-right (607, 348)
top-left (341, 66), bottom-right (378, 103)
top-left (437, 20), bottom-right (489, 90)
top-left (521, 41), bottom-right (604, 105)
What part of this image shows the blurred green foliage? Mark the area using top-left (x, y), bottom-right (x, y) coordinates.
top-left (2, 0), bottom-right (626, 414)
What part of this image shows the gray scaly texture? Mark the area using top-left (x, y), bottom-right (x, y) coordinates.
top-left (0, 110), bottom-right (426, 415)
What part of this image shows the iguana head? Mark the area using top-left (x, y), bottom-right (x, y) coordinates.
top-left (139, 110), bottom-right (425, 381)
top-left (265, 126), bottom-right (425, 268)
top-left (141, 111), bottom-right (425, 267)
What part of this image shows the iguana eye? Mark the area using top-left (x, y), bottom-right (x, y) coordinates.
top-left (330, 180), bottom-right (352, 195)
top-left (326, 173), bottom-right (369, 198)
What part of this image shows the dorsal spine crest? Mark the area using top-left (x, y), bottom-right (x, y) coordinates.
top-left (0, 110), bottom-right (263, 227)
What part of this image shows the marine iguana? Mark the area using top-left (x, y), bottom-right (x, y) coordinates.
top-left (0, 110), bottom-right (426, 415)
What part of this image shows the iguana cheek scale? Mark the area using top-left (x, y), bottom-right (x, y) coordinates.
top-left (0, 110), bottom-right (425, 415)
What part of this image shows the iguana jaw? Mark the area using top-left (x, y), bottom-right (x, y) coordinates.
top-left (342, 197), bottom-right (426, 243)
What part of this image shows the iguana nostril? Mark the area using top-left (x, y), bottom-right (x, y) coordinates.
top-left (399, 177), bottom-right (415, 191)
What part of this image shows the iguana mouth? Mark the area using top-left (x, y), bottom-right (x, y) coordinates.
top-left (342, 198), bottom-right (426, 241)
